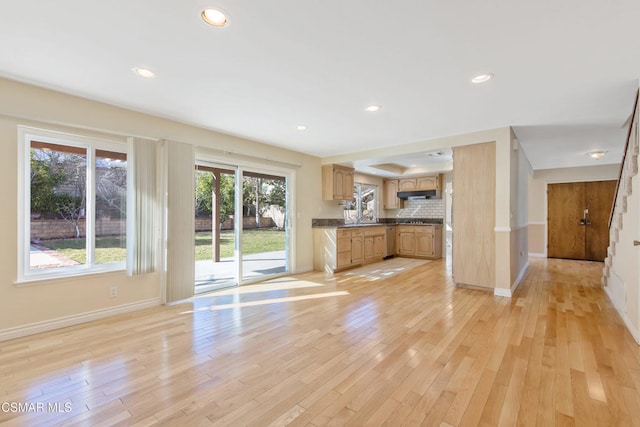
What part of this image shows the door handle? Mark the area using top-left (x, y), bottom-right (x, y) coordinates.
top-left (634, 240), bottom-right (640, 246)
top-left (580, 208), bottom-right (591, 226)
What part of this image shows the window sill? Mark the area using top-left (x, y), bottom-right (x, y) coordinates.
top-left (15, 263), bottom-right (127, 286)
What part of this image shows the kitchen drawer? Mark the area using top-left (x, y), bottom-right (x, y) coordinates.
top-left (337, 229), bottom-right (351, 239)
top-left (351, 229), bottom-right (364, 237)
top-left (364, 227), bottom-right (384, 236)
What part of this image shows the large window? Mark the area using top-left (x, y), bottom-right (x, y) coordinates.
top-left (19, 128), bottom-right (127, 280)
top-left (344, 183), bottom-right (377, 224)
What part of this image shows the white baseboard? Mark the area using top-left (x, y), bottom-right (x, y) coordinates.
top-left (511, 261), bottom-right (529, 294)
top-left (604, 286), bottom-right (640, 345)
top-left (494, 288), bottom-right (512, 297)
top-left (528, 252), bottom-right (546, 258)
top-left (0, 298), bottom-right (162, 342)
top-left (494, 261), bottom-right (530, 298)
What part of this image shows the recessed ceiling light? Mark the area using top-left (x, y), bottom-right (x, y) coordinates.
top-left (132, 67), bottom-right (155, 78)
top-left (297, 125), bottom-right (307, 131)
top-left (410, 164), bottom-right (417, 167)
top-left (201, 8), bottom-right (229, 27)
top-left (471, 73), bottom-right (493, 84)
top-left (587, 150), bottom-right (607, 160)
top-left (365, 105), bottom-right (382, 112)
top-left (371, 172), bottom-right (377, 174)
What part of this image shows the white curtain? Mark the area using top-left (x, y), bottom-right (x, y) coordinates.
top-left (127, 137), bottom-right (159, 276)
top-left (163, 140), bottom-right (195, 303)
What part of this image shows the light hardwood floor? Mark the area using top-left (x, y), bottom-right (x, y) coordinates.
top-left (1, 257), bottom-right (640, 426)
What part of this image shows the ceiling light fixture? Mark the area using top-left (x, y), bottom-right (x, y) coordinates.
top-left (587, 150), bottom-right (607, 160)
top-left (201, 8), bottom-right (229, 27)
top-left (132, 67), bottom-right (155, 78)
top-left (297, 125), bottom-right (307, 131)
top-left (365, 105), bottom-right (382, 112)
top-left (471, 73), bottom-right (493, 84)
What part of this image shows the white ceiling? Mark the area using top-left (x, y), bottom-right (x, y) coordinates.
top-left (1, 0), bottom-right (639, 172)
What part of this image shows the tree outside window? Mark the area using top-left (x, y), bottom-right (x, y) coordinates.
top-left (344, 183), bottom-right (376, 224)
top-left (26, 138), bottom-right (127, 273)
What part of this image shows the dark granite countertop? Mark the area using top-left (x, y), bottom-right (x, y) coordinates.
top-left (312, 218), bottom-right (443, 228)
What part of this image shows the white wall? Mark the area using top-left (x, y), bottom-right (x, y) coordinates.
top-left (509, 131), bottom-right (533, 291)
top-left (606, 92), bottom-right (639, 343)
top-left (0, 77), bottom-right (322, 336)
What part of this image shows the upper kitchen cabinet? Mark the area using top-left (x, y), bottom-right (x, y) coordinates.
top-left (322, 164), bottom-right (355, 201)
top-left (384, 174), bottom-right (443, 209)
top-left (417, 174), bottom-right (441, 191)
top-left (398, 178), bottom-right (417, 191)
top-left (398, 174), bottom-right (442, 192)
top-left (383, 179), bottom-right (401, 209)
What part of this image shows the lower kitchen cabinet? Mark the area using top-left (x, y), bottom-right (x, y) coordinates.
top-left (313, 224), bottom-right (441, 273)
top-left (396, 225), bottom-right (442, 259)
top-left (313, 226), bottom-right (382, 273)
top-left (363, 227), bottom-right (386, 263)
top-left (336, 228), bottom-right (363, 269)
top-left (397, 228), bottom-right (416, 256)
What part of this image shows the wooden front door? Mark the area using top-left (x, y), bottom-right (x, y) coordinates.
top-left (547, 180), bottom-right (616, 261)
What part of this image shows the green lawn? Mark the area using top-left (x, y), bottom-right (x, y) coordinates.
top-left (42, 229), bottom-right (285, 264)
top-left (44, 236), bottom-right (126, 264)
top-left (195, 229), bottom-right (285, 261)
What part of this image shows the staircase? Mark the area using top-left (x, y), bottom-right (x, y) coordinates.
top-left (603, 92), bottom-right (639, 288)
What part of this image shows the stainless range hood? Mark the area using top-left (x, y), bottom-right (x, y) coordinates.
top-left (397, 190), bottom-right (441, 200)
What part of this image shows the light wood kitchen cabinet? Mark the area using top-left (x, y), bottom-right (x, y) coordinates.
top-left (397, 174), bottom-right (442, 193)
top-left (322, 164), bottom-right (354, 201)
top-left (417, 174), bottom-right (441, 191)
top-left (313, 227), bottom-right (371, 272)
top-left (396, 225), bottom-right (442, 259)
top-left (312, 226), bottom-right (386, 271)
top-left (363, 226), bottom-right (386, 263)
top-left (398, 178), bottom-right (417, 191)
top-left (374, 235), bottom-right (385, 258)
top-left (397, 227), bottom-right (416, 256)
top-left (336, 228), bottom-right (363, 269)
top-left (416, 228), bottom-right (435, 257)
top-left (351, 231), bottom-right (363, 265)
top-left (383, 179), bottom-right (402, 209)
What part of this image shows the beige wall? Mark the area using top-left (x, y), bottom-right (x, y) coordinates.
top-left (527, 163), bottom-right (619, 255)
top-left (0, 78), bottom-right (322, 333)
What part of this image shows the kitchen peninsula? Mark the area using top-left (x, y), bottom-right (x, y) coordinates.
top-left (312, 218), bottom-right (443, 273)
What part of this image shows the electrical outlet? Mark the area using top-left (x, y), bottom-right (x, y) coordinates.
top-left (110, 286), bottom-right (118, 298)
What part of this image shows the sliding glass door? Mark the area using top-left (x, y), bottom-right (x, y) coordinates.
top-left (194, 163), bottom-right (238, 293)
top-left (194, 161), bottom-right (289, 294)
top-left (241, 171), bottom-right (287, 282)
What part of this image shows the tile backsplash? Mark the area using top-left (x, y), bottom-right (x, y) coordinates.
top-left (397, 199), bottom-right (444, 218)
